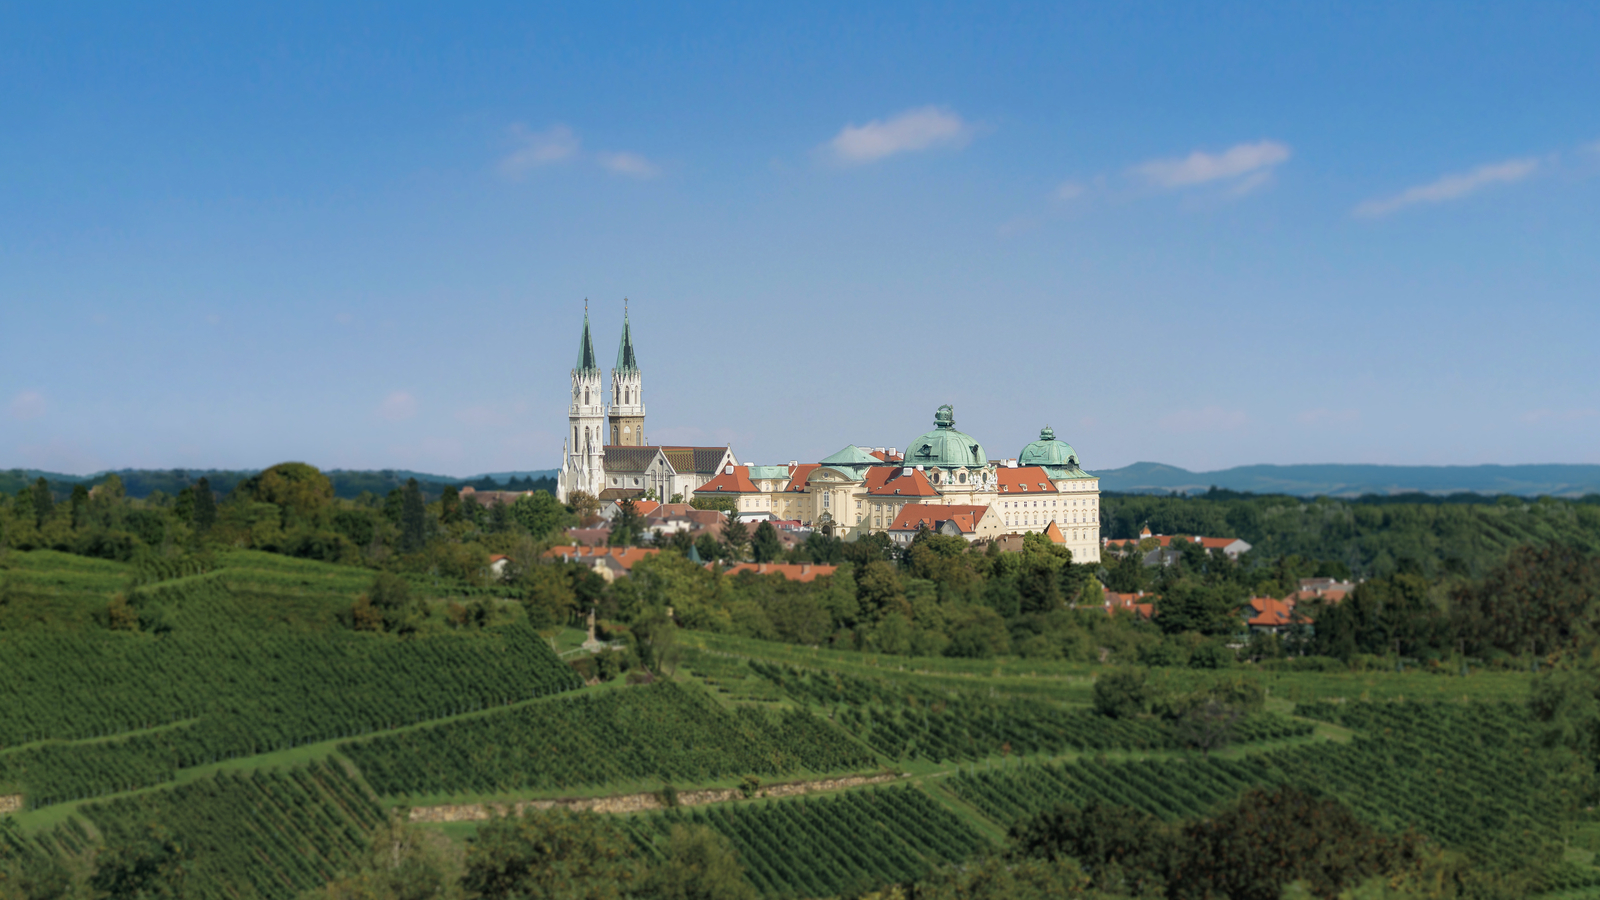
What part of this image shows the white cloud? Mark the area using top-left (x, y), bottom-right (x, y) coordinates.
top-left (498, 124), bottom-right (581, 178)
top-left (597, 151), bottom-right (661, 179)
top-left (825, 106), bottom-right (973, 164)
top-left (377, 391), bottom-right (419, 422)
top-left (1054, 181), bottom-right (1086, 201)
top-left (1134, 140), bottom-right (1292, 188)
top-left (1353, 157), bottom-right (1539, 218)
top-left (10, 390), bottom-right (46, 421)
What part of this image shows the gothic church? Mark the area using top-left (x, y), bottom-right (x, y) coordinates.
top-left (556, 304), bottom-right (736, 504)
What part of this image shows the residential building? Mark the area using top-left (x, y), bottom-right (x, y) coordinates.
top-left (886, 503), bottom-right (1004, 544)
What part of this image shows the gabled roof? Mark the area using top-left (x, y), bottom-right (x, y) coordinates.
top-left (615, 306), bottom-right (638, 374)
top-left (863, 467), bottom-right (938, 497)
top-left (1245, 596), bottom-right (1311, 626)
top-left (996, 466), bottom-right (1059, 494)
top-left (576, 309), bottom-right (600, 374)
top-left (659, 447), bottom-right (734, 476)
top-left (820, 444), bottom-right (881, 466)
top-left (695, 466), bottom-right (762, 494)
top-left (604, 445), bottom-right (663, 474)
top-left (888, 503), bottom-right (991, 535)
top-left (1043, 520), bottom-right (1066, 543)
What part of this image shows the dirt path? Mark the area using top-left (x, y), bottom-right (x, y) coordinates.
top-left (408, 772), bottom-right (904, 823)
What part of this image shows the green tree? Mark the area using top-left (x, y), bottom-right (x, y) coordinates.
top-left (721, 513), bottom-right (749, 562)
top-left (1455, 543), bottom-right (1600, 657)
top-left (400, 479), bottom-right (427, 553)
top-left (750, 521), bottom-right (782, 563)
top-left (243, 462), bottom-right (333, 526)
top-left (943, 605), bottom-right (1011, 658)
top-left (192, 477), bottom-right (217, 533)
top-left (30, 478), bottom-right (53, 527)
top-left (512, 492), bottom-right (571, 540)
top-left (522, 563), bottom-right (579, 629)
top-left (1007, 800), bottom-right (1172, 896)
top-left (641, 824), bottom-right (757, 900)
top-left (440, 486), bottom-right (461, 525)
top-left (463, 809), bottom-right (643, 900)
top-left (856, 560), bottom-right (908, 621)
top-left (611, 498), bottom-right (643, 546)
top-left (1093, 668), bottom-right (1151, 719)
top-left (309, 809), bottom-right (462, 900)
top-left (1154, 580), bottom-right (1242, 636)
top-left (69, 483), bottom-right (89, 529)
top-left (88, 824), bottom-right (193, 900)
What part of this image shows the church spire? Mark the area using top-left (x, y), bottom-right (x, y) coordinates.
top-left (576, 301), bottom-right (599, 374)
top-left (615, 299), bottom-right (639, 374)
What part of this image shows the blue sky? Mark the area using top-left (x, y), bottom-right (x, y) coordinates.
top-left (4, 2), bottom-right (1598, 476)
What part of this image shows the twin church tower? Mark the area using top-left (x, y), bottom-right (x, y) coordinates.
top-left (558, 303), bottom-right (644, 502)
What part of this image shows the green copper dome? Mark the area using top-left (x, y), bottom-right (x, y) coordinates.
top-left (1019, 425), bottom-right (1078, 469)
top-left (906, 405), bottom-right (988, 469)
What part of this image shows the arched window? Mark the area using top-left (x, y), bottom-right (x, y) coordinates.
top-left (584, 388), bottom-right (590, 405)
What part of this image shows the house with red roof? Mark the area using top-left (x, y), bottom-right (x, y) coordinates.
top-left (691, 464), bottom-right (774, 521)
top-left (543, 545), bottom-right (660, 582)
top-left (1106, 590), bottom-right (1155, 619)
top-left (1243, 595), bottom-right (1313, 634)
top-left (1104, 527), bottom-right (1253, 564)
top-left (886, 503), bottom-right (1002, 545)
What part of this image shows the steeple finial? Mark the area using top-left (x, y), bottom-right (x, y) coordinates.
top-left (615, 300), bottom-right (638, 374)
top-left (576, 303), bottom-right (599, 374)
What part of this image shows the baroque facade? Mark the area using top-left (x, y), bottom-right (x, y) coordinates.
top-left (693, 405), bottom-right (1101, 563)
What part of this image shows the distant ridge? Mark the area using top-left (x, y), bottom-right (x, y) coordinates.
top-left (1, 467), bottom-right (560, 500)
top-left (1095, 462), bottom-right (1600, 498)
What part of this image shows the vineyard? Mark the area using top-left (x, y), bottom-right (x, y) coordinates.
top-left (950, 700), bottom-right (1568, 867)
top-left (0, 552), bottom-right (583, 808)
top-left (627, 786), bottom-right (983, 898)
top-left (748, 660), bottom-right (1312, 761)
top-left (77, 762), bottom-right (384, 900)
top-left (343, 681), bottom-right (877, 798)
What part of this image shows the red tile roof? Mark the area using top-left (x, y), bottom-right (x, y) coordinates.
top-left (615, 499), bottom-right (661, 517)
top-left (713, 562), bottom-right (839, 583)
top-left (996, 466), bottom-right (1059, 494)
top-left (695, 466), bottom-right (762, 494)
top-left (1042, 521), bottom-right (1066, 544)
top-left (888, 503), bottom-right (990, 534)
top-left (1245, 596), bottom-right (1311, 627)
top-left (543, 545), bottom-right (659, 570)
top-left (1105, 591), bottom-right (1154, 619)
top-left (782, 464), bottom-right (821, 492)
top-left (863, 466), bottom-right (938, 497)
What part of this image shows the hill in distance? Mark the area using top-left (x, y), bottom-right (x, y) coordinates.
top-left (1096, 461), bottom-right (1600, 498)
top-left (9, 462), bottom-right (1600, 500)
top-left (0, 467), bottom-right (559, 500)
